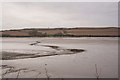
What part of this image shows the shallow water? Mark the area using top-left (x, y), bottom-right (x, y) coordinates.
top-left (2, 37), bottom-right (118, 78)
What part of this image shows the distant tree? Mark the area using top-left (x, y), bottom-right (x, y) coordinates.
top-left (63, 30), bottom-right (67, 34)
top-left (54, 32), bottom-right (63, 37)
top-left (29, 30), bottom-right (38, 37)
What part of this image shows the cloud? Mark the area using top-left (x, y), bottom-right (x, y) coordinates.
top-left (2, 2), bottom-right (118, 30)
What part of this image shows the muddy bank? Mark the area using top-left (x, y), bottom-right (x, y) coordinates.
top-left (1, 65), bottom-right (27, 78)
top-left (29, 41), bottom-right (41, 45)
top-left (2, 52), bottom-right (35, 60)
top-left (2, 45), bottom-right (85, 60)
top-left (1, 64), bottom-right (38, 78)
top-left (2, 64), bottom-right (51, 78)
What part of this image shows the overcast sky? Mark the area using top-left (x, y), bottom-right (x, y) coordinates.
top-left (2, 2), bottom-right (118, 30)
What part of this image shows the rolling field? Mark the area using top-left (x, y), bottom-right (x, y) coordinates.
top-left (1, 27), bottom-right (119, 37)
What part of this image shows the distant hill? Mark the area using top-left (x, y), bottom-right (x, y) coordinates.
top-left (0, 27), bottom-right (120, 37)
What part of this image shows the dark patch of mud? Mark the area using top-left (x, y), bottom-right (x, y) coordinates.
top-left (2, 65), bottom-right (14, 69)
top-left (67, 49), bottom-right (85, 53)
top-left (2, 52), bottom-right (35, 60)
top-left (1, 64), bottom-right (44, 78)
top-left (30, 41), bottom-right (41, 45)
top-left (42, 45), bottom-right (85, 53)
top-left (2, 45), bottom-right (85, 60)
top-left (1, 64), bottom-right (28, 78)
top-left (42, 45), bottom-right (60, 50)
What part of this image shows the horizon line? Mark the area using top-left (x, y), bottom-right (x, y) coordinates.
top-left (1, 26), bottom-right (119, 31)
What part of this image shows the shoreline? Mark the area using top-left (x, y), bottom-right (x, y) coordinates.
top-left (2, 44), bottom-right (85, 60)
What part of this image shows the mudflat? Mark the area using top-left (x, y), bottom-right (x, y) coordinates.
top-left (1, 37), bottom-right (118, 78)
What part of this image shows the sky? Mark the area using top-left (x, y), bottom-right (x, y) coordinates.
top-left (0, 0), bottom-right (119, 2)
top-left (1, 2), bottom-right (119, 30)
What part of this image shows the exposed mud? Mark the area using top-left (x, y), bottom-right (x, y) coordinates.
top-left (41, 45), bottom-right (61, 50)
top-left (29, 41), bottom-right (41, 45)
top-left (2, 44), bottom-right (85, 60)
top-left (67, 49), bottom-right (85, 53)
top-left (1, 65), bottom-right (27, 78)
top-left (1, 64), bottom-right (51, 78)
top-left (2, 52), bottom-right (35, 60)
top-left (1, 64), bottom-right (39, 78)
